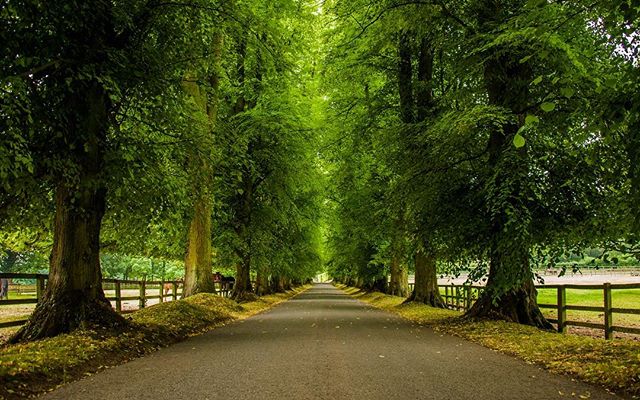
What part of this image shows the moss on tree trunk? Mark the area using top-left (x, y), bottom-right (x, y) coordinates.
top-left (182, 197), bottom-right (215, 297)
top-left (181, 33), bottom-right (222, 297)
top-left (388, 254), bottom-right (409, 297)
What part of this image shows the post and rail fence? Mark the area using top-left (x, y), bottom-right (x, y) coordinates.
top-left (0, 272), bottom-right (236, 329)
top-left (406, 282), bottom-right (640, 339)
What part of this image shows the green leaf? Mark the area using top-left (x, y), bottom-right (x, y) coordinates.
top-left (513, 133), bottom-right (526, 148)
top-left (525, 115), bottom-right (539, 125)
top-left (532, 76), bottom-right (543, 85)
top-left (560, 87), bottom-right (575, 98)
top-left (519, 55), bottom-right (533, 64)
top-left (540, 102), bottom-right (556, 112)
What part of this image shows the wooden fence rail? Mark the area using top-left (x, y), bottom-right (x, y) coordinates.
top-left (425, 282), bottom-right (640, 339)
top-left (0, 273), bottom-right (238, 329)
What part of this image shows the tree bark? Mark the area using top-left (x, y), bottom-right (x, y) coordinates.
top-left (233, 254), bottom-right (253, 300)
top-left (398, 32), bottom-right (414, 124)
top-left (405, 247), bottom-right (444, 307)
top-left (416, 36), bottom-right (435, 122)
top-left (231, 170), bottom-right (254, 300)
top-left (255, 267), bottom-right (271, 296)
top-left (182, 197), bottom-right (215, 297)
top-left (11, 82), bottom-right (124, 343)
top-left (388, 216), bottom-right (409, 297)
top-left (269, 274), bottom-right (285, 292)
top-left (181, 33), bottom-right (222, 297)
top-left (468, 253), bottom-right (549, 327)
top-left (388, 253), bottom-right (409, 297)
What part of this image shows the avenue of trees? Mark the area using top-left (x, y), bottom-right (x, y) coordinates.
top-left (0, 0), bottom-right (638, 342)
top-left (1, 0), bottom-right (323, 342)
top-left (323, 0), bottom-right (639, 327)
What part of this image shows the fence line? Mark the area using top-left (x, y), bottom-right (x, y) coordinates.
top-left (433, 283), bottom-right (640, 339)
top-left (0, 273), bottom-right (236, 329)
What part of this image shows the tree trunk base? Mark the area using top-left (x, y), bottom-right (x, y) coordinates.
top-left (404, 289), bottom-right (445, 308)
top-left (388, 286), bottom-right (409, 297)
top-left (466, 285), bottom-right (553, 330)
top-left (230, 290), bottom-right (259, 303)
top-left (363, 277), bottom-right (387, 293)
top-left (10, 291), bottom-right (126, 343)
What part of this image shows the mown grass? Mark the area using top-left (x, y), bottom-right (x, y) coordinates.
top-left (338, 284), bottom-right (640, 398)
top-left (537, 288), bottom-right (640, 328)
top-left (0, 286), bottom-right (309, 400)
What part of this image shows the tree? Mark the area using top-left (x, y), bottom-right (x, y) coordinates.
top-left (1, 0), bottom-right (226, 342)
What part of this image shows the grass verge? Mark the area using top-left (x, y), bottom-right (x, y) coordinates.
top-left (337, 284), bottom-right (640, 399)
top-left (0, 286), bottom-right (309, 400)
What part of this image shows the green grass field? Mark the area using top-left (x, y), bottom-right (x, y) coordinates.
top-left (537, 287), bottom-right (640, 329)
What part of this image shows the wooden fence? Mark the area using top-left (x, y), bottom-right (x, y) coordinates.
top-left (0, 273), bottom-right (237, 329)
top-left (416, 282), bottom-right (640, 339)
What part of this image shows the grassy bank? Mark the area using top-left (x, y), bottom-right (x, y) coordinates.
top-left (338, 284), bottom-right (640, 398)
top-left (0, 286), bottom-right (309, 400)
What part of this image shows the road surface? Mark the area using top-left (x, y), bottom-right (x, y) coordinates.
top-left (42, 283), bottom-right (618, 399)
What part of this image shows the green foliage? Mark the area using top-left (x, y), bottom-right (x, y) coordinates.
top-left (0, 0), bottom-right (324, 295)
top-left (322, 0), bottom-right (639, 304)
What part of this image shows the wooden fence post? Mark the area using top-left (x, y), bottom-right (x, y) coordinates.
top-left (604, 283), bottom-right (613, 340)
top-left (455, 286), bottom-right (460, 310)
top-left (115, 280), bottom-right (122, 312)
top-left (557, 285), bottom-right (566, 334)
top-left (36, 276), bottom-right (45, 302)
top-left (139, 280), bottom-right (146, 309)
top-left (445, 286), bottom-right (449, 307)
top-left (159, 282), bottom-right (164, 303)
top-left (466, 287), bottom-right (472, 311)
top-left (173, 282), bottom-right (178, 301)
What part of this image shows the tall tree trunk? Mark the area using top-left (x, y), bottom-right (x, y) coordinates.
top-left (405, 247), bottom-right (444, 307)
top-left (232, 34), bottom-right (247, 114)
top-left (399, 34), bottom-right (442, 305)
top-left (416, 36), bottom-right (435, 122)
top-left (181, 33), bottom-right (222, 297)
top-left (181, 75), bottom-right (214, 296)
top-left (11, 82), bottom-right (124, 343)
top-left (231, 170), bottom-right (253, 300)
top-left (255, 267), bottom-right (271, 296)
top-left (367, 276), bottom-right (388, 293)
top-left (233, 254), bottom-right (252, 299)
top-left (398, 32), bottom-right (414, 124)
top-left (388, 253), bottom-right (409, 297)
top-left (270, 274), bottom-right (285, 292)
top-left (466, 2), bottom-right (550, 329)
top-left (182, 197), bottom-right (215, 297)
top-left (388, 216), bottom-right (409, 296)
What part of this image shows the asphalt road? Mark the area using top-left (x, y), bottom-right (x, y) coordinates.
top-left (42, 283), bottom-right (618, 400)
